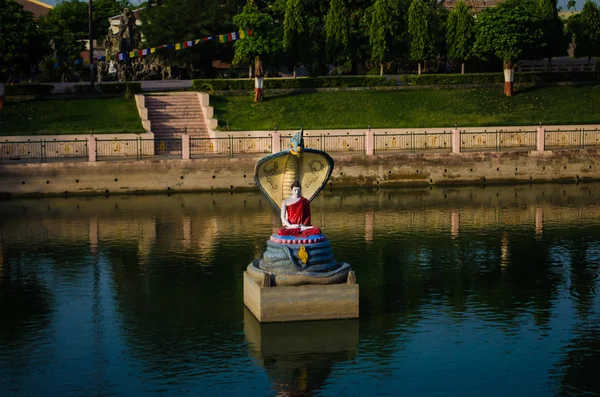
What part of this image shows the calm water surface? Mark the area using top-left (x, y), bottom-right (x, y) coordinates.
top-left (1, 184), bottom-right (599, 396)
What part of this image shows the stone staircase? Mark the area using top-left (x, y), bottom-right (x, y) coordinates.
top-left (145, 93), bottom-right (209, 138)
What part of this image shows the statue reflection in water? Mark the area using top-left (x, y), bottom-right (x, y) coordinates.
top-left (244, 309), bottom-right (358, 396)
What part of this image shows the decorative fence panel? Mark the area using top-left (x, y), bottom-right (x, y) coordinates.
top-left (374, 132), bottom-right (452, 154)
top-left (497, 131), bottom-right (536, 151)
top-left (545, 129), bottom-right (586, 150)
top-left (231, 136), bottom-right (272, 156)
top-left (0, 140), bottom-right (87, 163)
top-left (190, 137), bottom-right (230, 158)
top-left (190, 136), bottom-right (272, 158)
top-left (461, 130), bottom-right (536, 152)
top-left (148, 138), bottom-right (182, 159)
top-left (324, 135), bottom-right (365, 153)
top-left (583, 129), bottom-right (600, 148)
top-left (96, 138), bottom-right (147, 161)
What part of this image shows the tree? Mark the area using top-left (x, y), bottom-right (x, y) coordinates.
top-left (283, 0), bottom-right (307, 77)
top-left (473, 0), bottom-right (544, 96)
top-left (324, 0), bottom-right (350, 74)
top-left (537, 0), bottom-right (567, 64)
top-left (0, 0), bottom-right (50, 83)
top-left (141, 0), bottom-right (242, 77)
top-left (408, 0), bottom-right (438, 75)
top-left (369, 0), bottom-right (400, 76)
top-left (567, 0), bottom-right (576, 11)
top-left (233, 0), bottom-right (282, 101)
top-left (445, 0), bottom-right (474, 74)
top-left (567, 0), bottom-right (600, 63)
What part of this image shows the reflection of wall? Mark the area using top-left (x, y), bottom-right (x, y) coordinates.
top-left (2, 185), bottom-right (600, 249)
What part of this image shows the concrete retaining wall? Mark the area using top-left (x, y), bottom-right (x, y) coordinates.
top-left (1, 149), bottom-right (597, 197)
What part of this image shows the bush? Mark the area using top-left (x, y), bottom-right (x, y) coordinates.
top-left (400, 72), bottom-right (600, 85)
top-left (192, 76), bottom-right (395, 91)
top-left (97, 82), bottom-right (142, 94)
top-left (5, 84), bottom-right (54, 96)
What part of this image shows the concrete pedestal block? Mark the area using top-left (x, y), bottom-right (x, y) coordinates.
top-left (243, 271), bottom-right (359, 323)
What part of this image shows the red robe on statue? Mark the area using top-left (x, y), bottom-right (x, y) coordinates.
top-left (278, 197), bottom-right (321, 236)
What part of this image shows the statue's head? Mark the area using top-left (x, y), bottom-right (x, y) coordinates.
top-left (289, 127), bottom-right (304, 157)
top-left (291, 180), bottom-right (301, 198)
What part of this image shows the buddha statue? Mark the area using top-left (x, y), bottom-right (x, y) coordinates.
top-left (247, 128), bottom-right (352, 286)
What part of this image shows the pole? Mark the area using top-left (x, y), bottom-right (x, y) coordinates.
top-left (88, 0), bottom-right (94, 88)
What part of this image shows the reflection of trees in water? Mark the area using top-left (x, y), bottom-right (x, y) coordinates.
top-left (0, 247), bottom-right (53, 363)
top-left (348, 227), bottom-right (594, 331)
top-left (553, 318), bottom-right (600, 396)
top-left (103, 230), bottom-right (266, 378)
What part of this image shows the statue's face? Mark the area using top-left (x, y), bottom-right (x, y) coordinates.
top-left (291, 186), bottom-right (301, 198)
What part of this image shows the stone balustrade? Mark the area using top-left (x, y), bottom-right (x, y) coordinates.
top-left (1, 126), bottom-right (599, 164)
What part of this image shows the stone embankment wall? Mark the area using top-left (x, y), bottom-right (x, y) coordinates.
top-left (1, 149), bottom-right (597, 197)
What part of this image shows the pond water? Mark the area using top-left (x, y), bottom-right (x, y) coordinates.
top-left (1, 183), bottom-right (599, 396)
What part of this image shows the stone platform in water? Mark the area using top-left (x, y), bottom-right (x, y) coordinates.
top-left (244, 232), bottom-right (358, 322)
top-left (243, 271), bottom-right (359, 323)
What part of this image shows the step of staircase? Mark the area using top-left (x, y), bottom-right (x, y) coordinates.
top-left (144, 93), bottom-right (209, 136)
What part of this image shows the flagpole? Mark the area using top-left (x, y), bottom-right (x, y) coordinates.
top-left (89, 0), bottom-right (94, 88)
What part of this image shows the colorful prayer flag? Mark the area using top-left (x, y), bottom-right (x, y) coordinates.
top-left (118, 53), bottom-right (126, 61)
top-left (150, 48), bottom-right (156, 54)
top-left (187, 40), bottom-right (193, 47)
top-left (195, 39), bottom-right (200, 44)
top-left (239, 30), bottom-right (245, 39)
top-left (142, 49), bottom-right (149, 56)
top-left (175, 43), bottom-right (181, 50)
top-left (227, 32), bottom-right (233, 41)
top-left (219, 35), bottom-right (225, 43)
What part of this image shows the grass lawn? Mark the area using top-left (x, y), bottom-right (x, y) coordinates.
top-left (211, 85), bottom-right (600, 130)
top-left (0, 97), bottom-right (144, 136)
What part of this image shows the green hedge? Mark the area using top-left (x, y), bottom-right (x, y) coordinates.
top-left (192, 76), bottom-right (395, 91)
top-left (97, 82), bottom-right (142, 94)
top-left (400, 72), bottom-right (600, 85)
top-left (5, 84), bottom-right (54, 96)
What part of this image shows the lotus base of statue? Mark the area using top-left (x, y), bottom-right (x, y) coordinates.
top-left (244, 128), bottom-right (359, 323)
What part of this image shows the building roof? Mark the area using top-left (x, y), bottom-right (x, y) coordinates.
top-left (15, 0), bottom-right (53, 18)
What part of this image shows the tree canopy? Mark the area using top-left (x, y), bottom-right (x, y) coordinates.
top-left (0, 0), bottom-right (49, 82)
top-left (446, 0), bottom-right (475, 63)
top-left (324, 0), bottom-right (349, 68)
top-left (369, 0), bottom-right (401, 72)
top-left (408, 0), bottom-right (438, 62)
top-left (473, 0), bottom-right (544, 63)
top-left (232, 0), bottom-right (282, 70)
top-left (567, 0), bottom-right (600, 60)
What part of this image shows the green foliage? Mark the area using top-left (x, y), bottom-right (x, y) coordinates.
top-left (566, 1), bottom-right (600, 59)
top-left (408, 0), bottom-right (438, 61)
top-left (97, 82), bottom-right (142, 94)
top-left (232, 1), bottom-right (282, 67)
top-left (537, 0), bottom-right (567, 60)
top-left (40, 0), bottom-right (132, 41)
top-left (0, 0), bottom-right (50, 83)
top-left (567, 0), bottom-right (576, 11)
top-left (4, 84), bottom-right (54, 96)
top-left (140, 0), bottom-right (242, 76)
top-left (283, 0), bottom-right (306, 48)
top-left (473, 0), bottom-right (544, 62)
top-left (192, 76), bottom-right (394, 91)
top-left (446, 0), bottom-right (475, 62)
top-left (369, 0), bottom-right (400, 65)
top-left (324, 0), bottom-right (350, 67)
